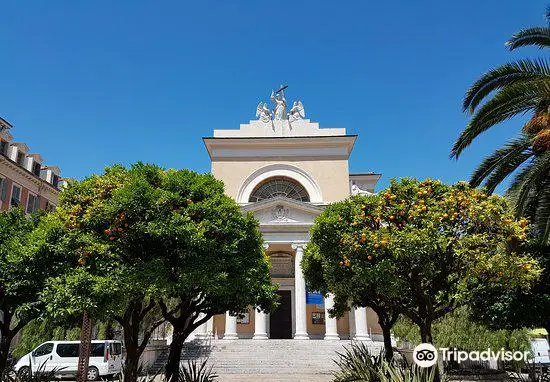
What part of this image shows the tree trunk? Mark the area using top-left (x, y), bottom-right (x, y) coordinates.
top-left (115, 298), bottom-right (163, 382)
top-left (165, 330), bottom-right (186, 382)
top-left (105, 319), bottom-right (115, 340)
top-left (123, 339), bottom-right (140, 382)
top-left (0, 331), bottom-right (13, 376)
top-left (122, 318), bottom-right (141, 382)
top-left (0, 312), bottom-right (12, 376)
top-left (419, 320), bottom-right (433, 344)
top-left (380, 323), bottom-right (394, 362)
top-left (418, 320), bottom-right (441, 382)
top-left (543, 323), bottom-right (550, 344)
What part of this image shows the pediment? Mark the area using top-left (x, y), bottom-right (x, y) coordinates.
top-left (241, 197), bottom-right (325, 226)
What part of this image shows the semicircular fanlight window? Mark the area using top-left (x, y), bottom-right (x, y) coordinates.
top-left (249, 177), bottom-right (310, 202)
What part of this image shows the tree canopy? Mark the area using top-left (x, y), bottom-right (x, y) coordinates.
top-left (303, 178), bottom-right (540, 347)
top-left (40, 163), bottom-right (277, 382)
top-left (0, 209), bottom-right (69, 374)
top-left (469, 242), bottom-right (550, 335)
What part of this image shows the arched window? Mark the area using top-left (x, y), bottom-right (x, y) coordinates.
top-left (249, 177), bottom-right (310, 202)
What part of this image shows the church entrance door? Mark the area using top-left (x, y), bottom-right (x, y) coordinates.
top-left (270, 290), bottom-right (292, 339)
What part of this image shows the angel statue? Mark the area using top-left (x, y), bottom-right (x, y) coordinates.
top-left (289, 101), bottom-right (305, 122)
top-left (256, 102), bottom-right (272, 123)
top-left (271, 89), bottom-right (287, 120)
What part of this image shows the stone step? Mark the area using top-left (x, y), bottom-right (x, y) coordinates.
top-left (172, 338), bottom-right (383, 375)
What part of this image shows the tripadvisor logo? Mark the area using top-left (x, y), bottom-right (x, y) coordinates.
top-left (412, 343), bottom-right (530, 368)
top-left (413, 343), bottom-right (438, 367)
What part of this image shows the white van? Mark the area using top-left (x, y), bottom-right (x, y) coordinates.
top-left (531, 338), bottom-right (550, 366)
top-left (14, 340), bottom-right (123, 380)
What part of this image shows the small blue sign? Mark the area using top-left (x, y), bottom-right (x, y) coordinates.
top-left (306, 291), bottom-right (324, 305)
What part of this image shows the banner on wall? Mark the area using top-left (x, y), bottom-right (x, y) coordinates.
top-left (306, 291), bottom-right (324, 305)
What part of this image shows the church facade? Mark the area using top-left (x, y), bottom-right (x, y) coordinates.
top-left (199, 90), bottom-right (382, 341)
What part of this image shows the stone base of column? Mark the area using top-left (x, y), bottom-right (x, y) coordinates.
top-left (252, 333), bottom-right (268, 340)
top-left (354, 334), bottom-right (375, 343)
top-left (294, 333), bottom-right (309, 340)
top-left (324, 333), bottom-right (340, 340)
top-left (223, 333), bottom-right (238, 340)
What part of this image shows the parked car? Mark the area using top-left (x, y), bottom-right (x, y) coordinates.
top-left (530, 338), bottom-right (550, 367)
top-left (13, 340), bottom-right (123, 380)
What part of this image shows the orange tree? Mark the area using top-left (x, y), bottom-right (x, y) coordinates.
top-left (42, 163), bottom-right (277, 382)
top-left (302, 178), bottom-right (540, 348)
top-left (302, 195), bottom-right (400, 360)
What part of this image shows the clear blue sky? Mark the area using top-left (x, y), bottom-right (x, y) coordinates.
top-left (0, 1), bottom-right (547, 192)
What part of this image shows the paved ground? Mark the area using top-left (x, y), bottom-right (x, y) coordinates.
top-left (216, 374), bottom-right (332, 382)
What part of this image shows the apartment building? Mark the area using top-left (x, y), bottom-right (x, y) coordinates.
top-left (0, 117), bottom-right (63, 213)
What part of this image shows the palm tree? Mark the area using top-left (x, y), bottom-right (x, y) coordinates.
top-left (451, 7), bottom-right (550, 243)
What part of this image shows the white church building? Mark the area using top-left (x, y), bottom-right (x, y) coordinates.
top-left (197, 89), bottom-right (383, 341)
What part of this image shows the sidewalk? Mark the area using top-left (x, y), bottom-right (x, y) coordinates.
top-left (217, 374), bottom-right (332, 382)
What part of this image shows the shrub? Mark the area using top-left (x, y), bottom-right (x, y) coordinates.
top-left (332, 342), bottom-right (437, 382)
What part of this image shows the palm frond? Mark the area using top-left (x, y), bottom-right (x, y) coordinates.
top-left (469, 134), bottom-right (533, 192)
top-left (463, 58), bottom-right (550, 112)
top-left (506, 27), bottom-right (550, 50)
top-left (509, 151), bottom-right (550, 217)
top-left (534, 179), bottom-right (550, 243)
top-left (452, 81), bottom-right (550, 158)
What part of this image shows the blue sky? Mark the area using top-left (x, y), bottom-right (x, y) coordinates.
top-left (0, 1), bottom-right (547, 192)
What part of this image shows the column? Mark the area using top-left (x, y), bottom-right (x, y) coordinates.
top-left (348, 307), bottom-right (356, 340)
top-left (224, 312), bottom-right (238, 340)
top-left (354, 307), bottom-right (372, 342)
top-left (292, 243), bottom-right (309, 339)
top-left (324, 294), bottom-right (339, 340)
top-left (206, 317), bottom-right (214, 338)
top-left (195, 315), bottom-right (208, 339)
top-left (253, 309), bottom-right (268, 340)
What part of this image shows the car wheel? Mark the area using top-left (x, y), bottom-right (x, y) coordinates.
top-left (17, 366), bottom-right (30, 379)
top-left (87, 366), bottom-right (100, 381)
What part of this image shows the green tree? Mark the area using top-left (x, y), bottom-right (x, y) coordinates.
top-left (393, 307), bottom-right (531, 355)
top-left (0, 209), bottom-right (68, 375)
top-left (302, 195), bottom-right (400, 360)
top-left (451, 7), bottom-right (550, 243)
top-left (41, 163), bottom-right (277, 382)
top-left (469, 242), bottom-right (550, 336)
top-left (304, 179), bottom-right (540, 351)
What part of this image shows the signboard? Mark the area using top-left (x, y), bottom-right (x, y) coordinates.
top-left (237, 312), bottom-right (250, 324)
top-left (312, 312), bottom-right (325, 325)
top-left (306, 291), bottom-right (324, 305)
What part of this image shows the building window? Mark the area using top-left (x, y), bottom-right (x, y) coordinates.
top-left (0, 178), bottom-right (7, 203)
top-left (52, 174), bottom-right (59, 188)
top-left (32, 162), bottom-right (41, 176)
top-left (11, 185), bottom-right (21, 207)
top-left (249, 177), bottom-right (310, 202)
top-left (0, 141), bottom-right (7, 155)
top-left (26, 194), bottom-right (40, 214)
top-left (16, 152), bottom-right (25, 166)
top-left (45, 201), bottom-right (56, 212)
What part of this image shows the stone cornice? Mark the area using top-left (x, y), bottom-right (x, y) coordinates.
top-left (240, 196), bottom-right (325, 214)
top-left (203, 135), bottom-right (357, 161)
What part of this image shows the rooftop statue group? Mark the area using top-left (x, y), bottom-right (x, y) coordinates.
top-left (256, 86), bottom-right (305, 124)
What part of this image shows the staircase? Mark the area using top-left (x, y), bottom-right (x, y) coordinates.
top-left (171, 338), bottom-right (383, 377)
